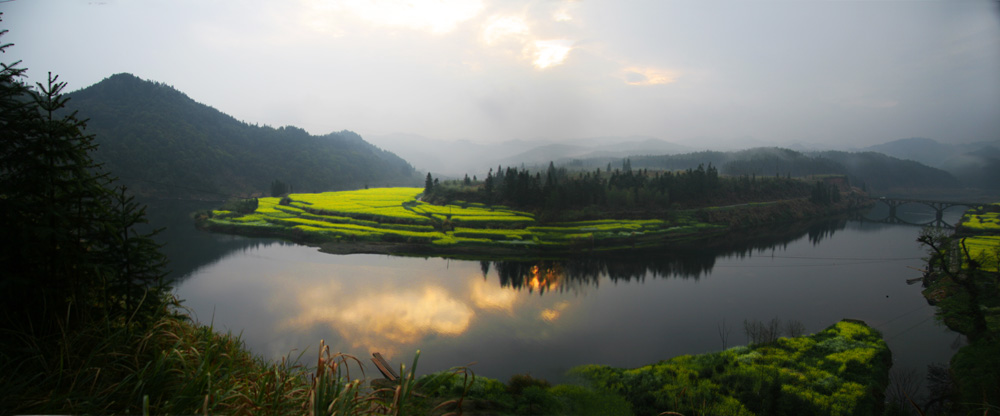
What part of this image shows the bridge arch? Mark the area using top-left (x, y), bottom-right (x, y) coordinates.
top-left (866, 197), bottom-right (983, 228)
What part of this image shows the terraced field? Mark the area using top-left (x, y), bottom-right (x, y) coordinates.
top-left (200, 187), bottom-right (722, 254)
top-left (960, 204), bottom-right (1000, 233)
top-left (958, 203), bottom-right (1000, 272)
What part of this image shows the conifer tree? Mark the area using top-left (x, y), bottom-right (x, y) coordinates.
top-left (424, 172), bottom-right (434, 195)
top-left (0, 18), bottom-right (166, 335)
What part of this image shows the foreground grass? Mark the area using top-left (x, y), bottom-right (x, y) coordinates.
top-left (1, 298), bottom-right (892, 415)
top-left (0, 298), bottom-right (458, 415)
top-left (200, 187), bottom-right (722, 255)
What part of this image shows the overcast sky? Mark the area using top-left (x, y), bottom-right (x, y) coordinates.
top-left (3, 0), bottom-right (999, 148)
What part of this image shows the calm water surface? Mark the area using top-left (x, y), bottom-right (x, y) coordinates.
top-left (158, 201), bottom-right (963, 384)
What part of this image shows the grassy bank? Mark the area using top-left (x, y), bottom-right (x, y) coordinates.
top-left (197, 187), bottom-right (866, 257)
top-left (918, 202), bottom-right (1000, 413)
top-left (2, 303), bottom-right (891, 415)
top-left (573, 320), bottom-right (891, 416)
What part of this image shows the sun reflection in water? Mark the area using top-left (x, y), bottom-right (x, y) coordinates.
top-left (527, 264), bottom-right (563, 293)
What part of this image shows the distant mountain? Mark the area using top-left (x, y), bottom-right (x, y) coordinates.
top-left (864, 137), bottom-right (1000, 191)
top-left (366, 133), bottom-right (531, 177)
top-left (66, 74), bottom-right (418, 199)
top-left (367, 133), bottom-right (690, 177)
top-left (864, 137), bottom-right (959, 167)
top-left (811, 151), bottom-right (961, 194)
top-left (560, 147), bottom-right (960, 195)
top-left (939, 145), bottom-right (1000, 191)
top-left (501, 137), bottom-right (690, 166)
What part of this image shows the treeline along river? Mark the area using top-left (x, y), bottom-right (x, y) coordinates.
top-left (148, 199), bottom-right (964, 390)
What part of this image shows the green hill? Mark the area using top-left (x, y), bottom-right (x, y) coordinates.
top-left (65, 73), bottom-right (419, 199)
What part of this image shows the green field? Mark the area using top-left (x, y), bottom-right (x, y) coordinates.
top-left (961, 235), bottom-right (1000, 273)
top-left (201, 187), bottom-right (721, 254)
top-left (961, 211), bottom-right (1000, 232)
top-left (957, 203), bottom-right (1000, 271)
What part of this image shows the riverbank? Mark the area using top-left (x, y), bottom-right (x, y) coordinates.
top-left (918, 202), bottom-right (1000, 413)
top-left (3, 302), bottom-right (888, 415)
top-left (195, 187), bottom-right (870, 258)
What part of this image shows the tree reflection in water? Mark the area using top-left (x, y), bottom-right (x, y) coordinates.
top-left (485, 216), bottom-right (851, 294)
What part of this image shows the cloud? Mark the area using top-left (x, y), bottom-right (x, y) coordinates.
top-left (553, 8), bottom-right (573, 22)
top-left (483, 15), bottom-right (530, 45)
top-left (532, 39), bottom-right (574, 69)
top-left (620, 67), bottom-right (678, 86)
top-left (303, 0), bottom-right (485, 34)
top-left (479, 11), bottom-right (576, 70)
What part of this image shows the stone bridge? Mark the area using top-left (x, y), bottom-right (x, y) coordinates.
top-left (860, 197), bottom-right (986, 228)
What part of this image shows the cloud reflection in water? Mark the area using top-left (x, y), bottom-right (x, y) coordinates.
top-left (284, 281), bottom-right (474, 355)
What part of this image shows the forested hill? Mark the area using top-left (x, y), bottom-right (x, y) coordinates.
top-left (65, 73), bottom-right (419, 199)
top-left (613, 147), bottom-right (960, 195)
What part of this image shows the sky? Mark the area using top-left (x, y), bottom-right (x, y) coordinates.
top-left (2, 0), bottom-right (999, 148)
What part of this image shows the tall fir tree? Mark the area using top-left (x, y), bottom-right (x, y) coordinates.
top-left (0, 18), bottom-right (166, 336)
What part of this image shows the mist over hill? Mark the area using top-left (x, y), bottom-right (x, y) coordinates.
top-left (65, 73), bottom-right (419, 199)
top-left (464, 146), bottom-right (961, 197)
top-left (378, 129), bottom-right (986, 196)
top-left (370, 131), bottom-right (990, 194)
top-left (62, 73), bottom-right (989, 199)
top-left (366, 133), bottom-right (691, 177)
top-left (864, 137), bottom-right (1000, 191)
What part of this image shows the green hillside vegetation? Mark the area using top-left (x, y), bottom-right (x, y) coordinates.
top-left (812, 150), bottom-right (961, 195)
top-left (406, 320), bottom-right (891, 416)
top-left (424, 160), bottom-right (856, 216)
top-left (561, 147), bottom-right (960, 196)
top-left (916, 202), bottom-right (1000, 413)
top-left (571, 320), bottom-right (891, 416)
top-left (865, 137), bottom-right (1000, 192)
top-left (64, 73), bottom-right (420, 199)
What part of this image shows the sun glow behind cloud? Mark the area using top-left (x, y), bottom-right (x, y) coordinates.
top-left (553, 8), bottom-right (573, 22)
top-left (480, 14), bottom-right (575, 70)
top-left (532, 40), bottom-right (574, 69)
top-left (483, 15), bottom-right (530, 45)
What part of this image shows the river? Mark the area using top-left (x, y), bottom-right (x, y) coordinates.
top-left (150, 199), bottom-right (964, 388)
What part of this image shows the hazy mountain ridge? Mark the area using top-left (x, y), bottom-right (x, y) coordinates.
top-left (66, 74), bottom-right (419, 199)
top-left (62, 72), bottom-right (986, 199)
top-left (864, 137), bottom-right (1000, 191)
top-left (366, 133), bottom-right (692, 177)
top-left (382, 131), bottom-right (978, 195)
top-left (529, 147), bottom-right (959, 196)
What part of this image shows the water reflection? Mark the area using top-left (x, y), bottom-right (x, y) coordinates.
top-left (469, 278), bottom-right (518, 313)
top-left (485, 216), bottom-right (854, 292)
top-left (172, 204), bottom-right (961, 384)
top-left (284, 283), bottom-right (474, 355)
